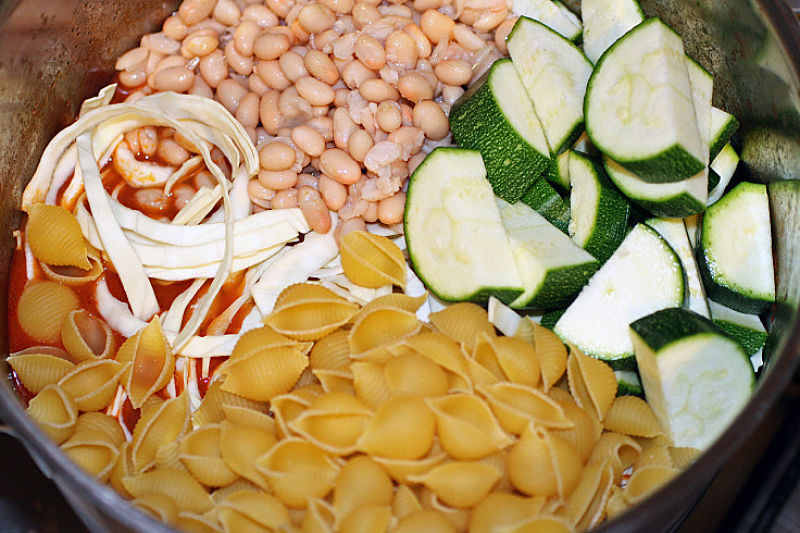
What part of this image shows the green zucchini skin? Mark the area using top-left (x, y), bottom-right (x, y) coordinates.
top-left (521, 178), bottom-right (572, 234)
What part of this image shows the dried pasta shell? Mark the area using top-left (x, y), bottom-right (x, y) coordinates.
top-left (351, 361), bottom-right (391, 410)
top-left (74, 412), bottom-right (125, 444)
top-left (192, 380), bottom-right (267, 428)
top-left (179, 424), bottom-right (238, 487)
top-left (348, 307), bottom-right (421, 358)
top-left (669, 446), bottom-right (701, 469)
top-left (26, 204), bottom-right (91, 269)
top-left (339, 505), bottom-right (393, 533)
top-left (340, 230), bottom-right (405, 288)
top-left (604, 395), bottom-right (664, 438)
top-left (534, 323), bottom-right (567, 392)
top-left (221, 405), bottom-right (275, 433)
top-left (359, 293), bottom-right (427, 316)
top-left (219, 421), bottom-right (276, 491)
top-left (470, 492), bottom-right (546, 533)
top-left (394, 510), bottom-right (455, 533)
top-left (254, 438), bottom-right (340, 508)
top-left (385, 353), bottom-right (449, 397)
top-left (58, 358), bottom-right (127, 411)
top-left (61, 426), bottom-right (121, 481)
top-left (410, 461), bottom-right (501, 508)
top-left (429, 303), bottom-right (494, 349)
top-left (492, 336), bottom-right (541, 387)
top-left (133, 493), bottom-right (178, 524)
top-left (472, 333), bottom-right (509, 381)
top-left (265, 283), bottom-right (360, 341)
top-left (551, 398), bottom-right (604, 462)
top-left (8, 352), bottom-right (75, 394)
top-left (122, 468), bottom-right (214, 514)
top-left (478, 382), bottom-right (573, 435)
top-left (155, 441), bottom-right (186, 472)
top-left (231, 325), bottom-right (312, 362)
top-left (17, 281), bottom-right (80, 343)
top-left (356, 395), bottom-right (435, 460)
top-left (507, 425), bottom-right (583, 499)
top-left (302, 497), bottom-right (336, 533)
top-left (270, 387), bottom-right (319, 438)
top-left (217, 345), bottom-right (308, 402)
top-left (503, 514), bottom-right (575, 533)
top-left (211, 479), bottom-right (262, 503)
top-left (622, 465), bottom-right (679, 505)
top-left (636, 442), bottom-right (674, 469)
top-left (288, 392), bottom-right (373, 456)
top-left (61, 309), bottom-right (116, 362)
top-left (426, 394), bottom-right (514, 460)
top-left (314, 368), bottom-right (355, 395)
top-left (399, 332), bottom-right (472, 388)
top-left (175, 511), bottom-right (223, 533)
top-left (333, 455), bottom-right (394, 523)
top-left (109, 442), bottom-right (134, 497)
top-left (217, 490), bottom-right (291, 532)
top-left (309, 329), bottom-right (352, 371)
top-left (26, 384), bottom-right (77, 444)
top-left (116, 318), bottom-right (174, 408)
top-left (587, 432), bottom-right (641, 484)
top-left (40, 248), bottom-right (103, 286)
top-left (373, 445), bottom-right (448, 484)
top-left (393, 484), bottom-right (424, 519)
top-left (514, 316), bottom-right (537, 344)
top-left (566, 348), bottom-right (617, 421)
top-left (465, 354), bottom-right (503, 388)
top-left (131, 393), bottom-right (190, 473)
top-left (418, 488), bottom-right (471, 532)
top-left (565, 460), bottom-right (614, 531)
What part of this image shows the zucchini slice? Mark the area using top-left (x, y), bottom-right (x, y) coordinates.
top-left (615, 370), bottom-right (643, 397)
top-left (404, 148), bottom-right (524, 304)
top-left (696, 182), bottom-right (775, 314)
top-left (512, 0), bottom-right (583, 42)
top-left (449, 58), bottom-right (550, 202)
top-left (497, 198), bottom-right (599, 309)
top-left (520, 177), bottom-right (571, 234)
top-left (581, 0), bottom-right (645, 64)
top-left (508, 16), bottom-right (594, 155)
top-left (631, 307), bottom-right (755, 450)
top-left (708, 143), bottom-right (740, 205)
top-left (708, 300), bottom-right (767, 362)
top-left (585, 18), bottom-right (706, 182)
top-left (709, 107), bottom-right (739, 161)
top-left (546, 150), bottom-right (572, 194)
top-left (554, 223), bottom-right (684, 369)
top-left (568, 151), bottom-right (630, 262)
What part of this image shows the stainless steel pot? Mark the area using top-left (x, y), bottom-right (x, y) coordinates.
top-left (0, 1), bottom-right (798, 531)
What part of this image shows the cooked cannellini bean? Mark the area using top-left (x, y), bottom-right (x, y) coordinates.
top-left (319, 175), bottom-right (348, 210)
top-left (260, 141), bottom-right (296, 171)
top-left (279, 51), bottom-right (309, 82)
top-left (198, 50), bottom-right (227, 88)
top-left (271, 187), bottom-right (299, 208)
top-left (304, 50), bottom-right (339, 85)
top-left (258, 169), bottom-right (299, 190)
top-left (295, 76), bottom-right (336, 106)
top-left (397, 72), bottom-right (434, 102)
top-left (420, 9), bottom-right (454, 44)
top-left (434, 59), bottom-right (472, 86)
top-left (292, 125), bottom-right (326, 157)
top-left (151, 66), bottom-right (195, 92)
top-left (359, 78), bottom-right (399, 102)
top-left (256, 60), bottom-right (291, 90)
top-left (254, 32), bottom-right (291, 60)
top-left (412, 100), bottom-right (449, 140)
top-left (320, 148), bottom-right (362, 185)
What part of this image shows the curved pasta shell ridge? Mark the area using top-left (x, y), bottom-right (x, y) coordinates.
top-left (385, 352), bottom-right (449, 398)
top-left (478, 382), bottom-right (573, 435)
top-left (58, 358), bottom-right (127, 411)
top-left (470, 492), bottom-right (547, 533)
top-left (410, 461), bottom-right (502, 509)
top-left (218, 345), bottom-right (309, 402)
top-left (219, 421), bottom-right (277, 491)
top-left (116, 318), bottom-right (174, 409)
top-left (192, 380), bottom-right (268, 428)
top-left (122, 467), bottom-right (214, 514)
top-left (507, 425), bottom-right (583, 499)
top-left (8, 353), bottom-right (76, 395)
top-left (332, 455), bottom-right (394, 523)
top-left (217, 490), bottom-right (291, 531)
top-left (348, 307), bottom-right (421, 357)
top-left (26, 203), bottom-right (91, 269)
top-left (179, 424), bottom-right (238, 487)
top-left (429, 303), bottom-right (494, 349)
top-left (567, 347), bottom-right (617, 421)
top-left (533, 323), bottom-right (567, 392)
top-left (26, 384), bottom-right (78, 444)
top-left (356, 395), bottom-right (435, 460)
top-left (309, 329), bottom-right (352, 371)
top-left (40, 248), bottom-right (103, 286)
top-left (131, 393), bottom-right (190, 473)
top-left (603, 395), bottom-right (664, 438)
top-left (551, 398), bottom-right (604, 462)
top-left (17, 281), bottom-right (81, 344)
top-left (340, 230), bottom-right (406, 288)
top-left (288, 392), bottom-right (373, 455)
top-left (62, 309), bottom-right (116, 362)
top-left (426, 393), bottom-right (514, 460)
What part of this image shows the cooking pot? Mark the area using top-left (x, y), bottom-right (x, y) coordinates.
top-left (0, 1), bottom-right (798, 531)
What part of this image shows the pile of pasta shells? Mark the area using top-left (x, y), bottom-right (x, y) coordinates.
top-left (10, 226), bottom-right (699, 533)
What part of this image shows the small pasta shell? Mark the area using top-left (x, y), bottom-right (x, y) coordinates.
top-left (472, 332), bottom-right (509, 381)
top-left (74, 412), bottom-right (125, 445)
top-left (133, 493), bottom-right (178, 524)
top-left (394, 509), bottom-right (455, 533)
top-left (61, 309), bottom-right (116, 362)
top-left (622, 465), bottom-right (680, 505)
top-left (503, 514), bottom-right (575, 533)
top-left (309, 329), bottom-right (352, 371)
top-left (221, 404), bottom-right (276, 433)
top-left (385, 353), bottom-right (449, 397)
top-left (116, 318), bottom-right (174, 408)
top-left (339, 505), bottom-right (393, 533)
top-left (303, 498), bottom-right (336, 533)
top-left (426, 393), bottom-right (514, 460)
top-left (373, 445), bottom-right (448, 484)
top-left (356, 395), bottom-right (436, 460)
top-left (636, 443), bottom-right (674, 469)
top-left (26, 204), bottom-right (91, 269)
top-left (470, 492), bottom-right (546, 533)
top-left (429, 303), bottom-right (494, 349)
top-left (587, 432), bottom-right (641, 484)
top-left (17, 281), bottom-right (80, 343)
top-left (340, 230), bottom-right (406, 288)
top-left (410, 461), bottom-right (501, 508)
top-left (175, 511), bottom-right (224, 533)
top-left (604, 395), bottom-right (665, 438)
top-left (669, 446), bottom-right (701, 469)
top-left (192, 380), bottom-right (268, 428)
top-left (534, 323), bottom-right (567, 391)
top-left (26, 384), bottom-right (77, 444)
top-left (551, 398), bottom-right (604, 462)
top-left (254, 438), bottom-right (340, 508)
top-left (393, 484), bottom-right (424, 519)
top-left (513, 316), bottom-right (537, 344)
top-left (359, 293), bottom-right (428, 316)
top-left (507, 425), bottom-right (583, 499)
top-left (40, 248), bottom-right (103, 286)
top-left (478, 382), bottom-right (573, 435)
top-left (122, 468), bottom-right (215, 514)
top-left (179, 424), bottom-right (239, 487)
top-left (567, 347), bottom-right (617, 421)
top-left (211, 479), bottom-right (263, 503)
top-left (418, 488), bottom-right (471, 532)
top-left (109, 442), bottom-right (134, 497)
top-left (333, 455), bottom-right (394, 523)
top-left (494, 336), bottom-right (540, 387)
top-left (565, 459), bottom-right (614, 531)
top-left (606, 485), bottom-right (628, 520)
top-left (61, 423), bottom-right (121, 481)
top-left (217, 490), bottom-right (291, 532)
top-left (270, 387), bottom-right (319, 438)
top-left (217, 345), bottom-right (309, 402)
top-left (231, 325), bottom-right (311, 362)
top-left (219, 421), bottom-right (277, 491)
top-left (314, 368), bottom-right (355, 395)
top-left (8, 352), bottom-right (75, 394)
top-left (351, 361), bottom-right (392, 410)
top-left (288, 392), bottom-right (373, 455)
top-left (131, 393), bottom-right (190, 473)
top-left (265, 283), bottom-right (360, 341)
top-left (154, 441), bottom-right (186, 472)
top-left (348, 307), bottom-right (421, 358)
top-left (400, 332), bottom-right (472, 387)
top-left (58, 358), bottom-right (127, 411)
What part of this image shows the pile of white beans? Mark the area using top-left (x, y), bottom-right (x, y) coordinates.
top-left (115, 0), bottom-right (516, 236)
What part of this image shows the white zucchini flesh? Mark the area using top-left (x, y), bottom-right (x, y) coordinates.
top-left (646, 217), bottom-right (710, 318)
top-left (709, 106), bottom-right (739, 159)
top-left (508, 16), bottom-right (593, 155)
top-left (512, 0), bottom-right (582, 41)
top-left (585, 18), bottom-right (705, 182)
top-left (554, 224), bottom-right (684, 362)
top-left (581, 0), bottom-right (645, 64)
top-left (708, 143), bottom-right (740, 205)
top-left (404, 148), bottom-right (523, 303)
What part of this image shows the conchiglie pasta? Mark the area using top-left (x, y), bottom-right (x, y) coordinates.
top-left (622, 465), bottom-right (680, 505)
top-left (358, 293), bottom-right (427, 316)
top-left (478, 382), bottom-right (573, 435)
top-left (338, 505), bottom-right (393, 533)
top-left (302, 497), bottom-right (336, 533)
top-left (399, 332), bottom-right (472, 388)
top-left (219, 421), bottom-right (277, 491)
top-left (372, 445), bottom-right (448, 484)
top-left (309, 329), bottom-right (352, 371)
top-left (502, 514), bottom-right (575, 533)
top-left (265, 283), bottom-right (360, 341)
top-left (154, 441), bottom-right (186, 472)
top-left (332, 455), bottom-right (394, 523)
top-left (348, 307), bottom-right (421, 359)
top-left (469, 492), bottom-right (546, 533)
top-left (217, 345), bottom-right (308, 402)
top-left (472, 333), bottom-right (511, 381)
top-left (61, 425), bottom-right (122, 481)
top-left (8, 352), bottom-right (75, 394)
top-left (40, 248), bottom-right (103, 286)
top-left (174, 511), bottom-right (224, 533)
top-left (231, 325), bottom-right (312, 362)
top-left (588, 432), bottom-right (642, 484)
top-left (192, 380), bottom-right (268, 428)
top-left (74, 412), bottom-right (125, 444)
top-left (17, 281), bottom-right (81, 344)
top-left (26, 203), bottom-right (91, 269)
top-left (132, 493), bottom-right (179, 524)
top-left (179, 424), bottom-right (239, 487)
top-left (429, 303), bottom-right (494, 349)
top-left (217, 490), bottom-right (291, 533)
top-left (314, 368), bottom-right (355, 395)
top-left (507, 425), bottom-right (583, 499)
top-left (426, 393), bottom-right (514, 460)
top-left (565, 459), bottom-right (614, 531)
top-left (394, 509), bottom-right (456, 533)
top-left (669, 446), bottom-right (701, 469)
top-left (109, 441), bottom-right (134, 498)
top-left (58, 358), bottom-right (127, 411)
top-left (116, 317), bottom-right (174, 408)
top-left (340, 230), bottom-right (406, 288)
top-left (131, 393), bottom-right (190, 473)
top-left (122, 468), bottom-right (215, 514)
top-left (636, 443), bottom-right (674, 469)
top-left (603, 395), bottom-right (665, 438)
top-left (534, 323), bottom-right (568, 392)
top-left (385, 353), bottom-right (449, 397)
top-left (356, 395), bottom-right (435, 460)
top-left (418, 488), bottom-right (471, 532)
top-left (61, 309), bottom-right (115, 362)
top-left (551, 397), bottom-right (604, 462)
top-left (270, 386), bottom-right (321, 438)
top-left (211, 479), bottom-right (264, 503)
top-left (566, 348), bottom-right (617, 421)
top-left (393, 484), bottom-right (424, 519)
top-left (26, 384), bottom-right (77, 444)
top-left (288, 392), bottom-right (373, 455)
top-left (410, 461), bottom-right (502, 509)
top-left (351, 361), bottom-right (392, 410)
